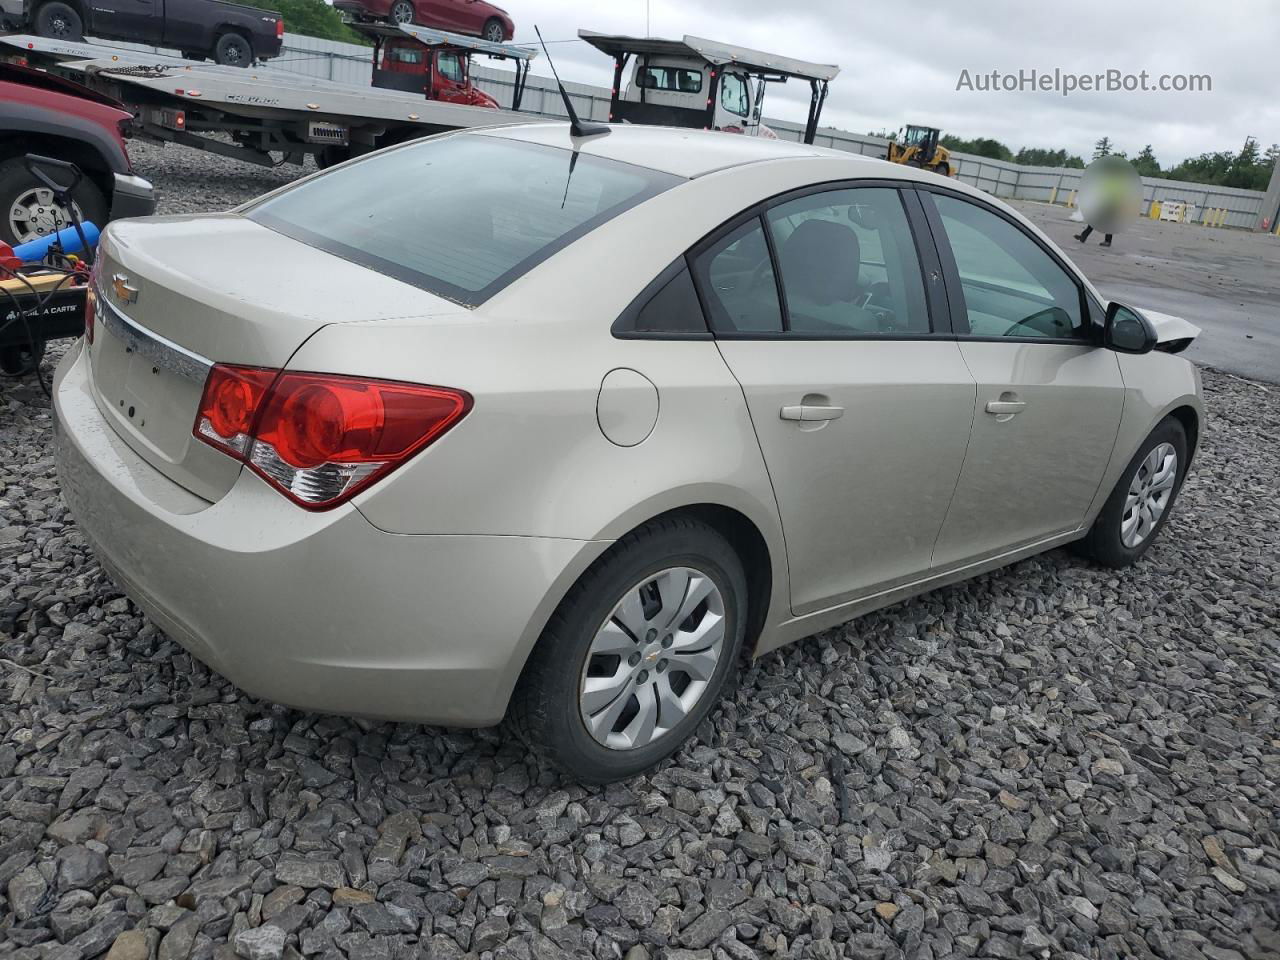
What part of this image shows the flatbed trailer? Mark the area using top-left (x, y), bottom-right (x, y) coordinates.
top-left (1, 31), bottom-right (545, 167)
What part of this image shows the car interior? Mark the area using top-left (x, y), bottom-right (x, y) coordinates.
top-left (933, 194), bottom-right (1088, 340)
top-left (696, 187), bottom-right (1092, 341)
top-left (698, 187), bottom-right (930, 335)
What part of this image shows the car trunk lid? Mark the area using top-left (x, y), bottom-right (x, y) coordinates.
top-left (87, 214), bottom-right (468, 503)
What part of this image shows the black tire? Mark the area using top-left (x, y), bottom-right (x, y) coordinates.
top-left (0, 339), bottom-right (46, 377)
top-left (214, 31), bottom-right (252, 67)
top-left (510, 517), bottom-right (749, 783)
top-left (937, 163), bottom-right (952, 178)
top-left (1078, 417), bottom-right (1188, 568)
top-left (34, 1), bottom-right (83, 40)
top-left (0, 156), bottom-right (108, 249)
top-left (389, 0), bottom-right (414, 24)
top-left (482, 17), bottom-right (506, 42)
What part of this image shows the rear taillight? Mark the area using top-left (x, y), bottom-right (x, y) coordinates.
top-left (276, 18), bottom-right (284, 38)
top-left (195, 365), bottom-right (470, 510)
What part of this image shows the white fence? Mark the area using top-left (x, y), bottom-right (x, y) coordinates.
top-left (128, 31), bottom-right (1273, 229)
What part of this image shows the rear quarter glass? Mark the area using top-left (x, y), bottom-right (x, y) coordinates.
top-left (247, 136), bottom-right (682, 307)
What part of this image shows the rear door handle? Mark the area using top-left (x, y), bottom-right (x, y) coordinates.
top-left (780, 404), bottom-right (844, 422)
top-left (985, 400), bottom-right (1026, 415)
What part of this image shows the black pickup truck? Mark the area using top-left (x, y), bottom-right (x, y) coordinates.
top-left (2, 0), bottom-right (284, 66)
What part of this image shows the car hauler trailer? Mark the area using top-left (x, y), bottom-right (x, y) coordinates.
top-left (578, 30), bottom-right (839, 145)
top-left (0, 28), bottom-right (540, 168)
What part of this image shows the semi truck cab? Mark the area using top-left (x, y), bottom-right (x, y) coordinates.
top-left (350, 21), bottom-right (535, 110)
top-left (623, 56), bottom-right (765, 136)
top-left (580, 30), bottom-right (839, 145)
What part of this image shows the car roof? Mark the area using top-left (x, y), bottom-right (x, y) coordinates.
top-left (473, 122), bottom-right (895, 180)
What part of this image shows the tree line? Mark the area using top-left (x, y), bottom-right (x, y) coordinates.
top-left (245, 0), bottom-right (371, 45)
top-left (921, 131), bottom-right (1277, 191)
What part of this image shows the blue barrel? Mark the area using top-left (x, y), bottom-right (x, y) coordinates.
top-left (14, 221), bottom-right (101, 262)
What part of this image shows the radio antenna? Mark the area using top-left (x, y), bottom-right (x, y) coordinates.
top-left (535, 26), bottom-right (609, 139)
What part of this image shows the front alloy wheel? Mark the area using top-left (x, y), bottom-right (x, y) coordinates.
top-left (1120, 442), bottom-right (1178, 548)
top-left (579, 567), bottom-right (726, 750)
top-left (1078, 416), bottom-right (1188, 568)
top-left (390, 1), bottom-right (414, 24)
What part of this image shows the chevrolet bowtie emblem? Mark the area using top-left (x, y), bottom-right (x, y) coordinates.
top-left (112, 273), bottom-right (138, 305)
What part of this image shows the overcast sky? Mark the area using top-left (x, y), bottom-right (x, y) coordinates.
top-left (512, 0), bottom-right (1278, 165)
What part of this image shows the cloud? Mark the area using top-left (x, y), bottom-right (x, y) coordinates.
top-left (511, 0), bottom-right (1279, 165)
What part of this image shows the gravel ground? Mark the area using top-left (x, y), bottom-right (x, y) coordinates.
top-left (1, 143), bottom-right (1278, 960)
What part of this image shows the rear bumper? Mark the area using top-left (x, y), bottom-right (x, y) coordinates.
top-left (53, 342), bottom-right (607, 726)
top-left (256, 35), bottom-right (284, 59)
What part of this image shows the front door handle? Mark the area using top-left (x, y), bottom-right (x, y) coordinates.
top-left (985, 400), bottom-right (1026, 416)
top-left (780, 404), bottom-right (844, 422)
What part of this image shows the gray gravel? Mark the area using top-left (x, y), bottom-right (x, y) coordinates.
top-left (1, 143), bottom-right (1278, 960)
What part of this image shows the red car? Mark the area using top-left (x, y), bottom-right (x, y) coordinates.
top-left (374, 38), bottom-right (499, 107)
top-left (0, 62), bottom-right (154, 248)
top-left (335, 0), bottom-right (514, 42)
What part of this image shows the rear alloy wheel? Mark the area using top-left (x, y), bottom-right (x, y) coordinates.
top-left (482, 17), bottom-right (505, 42)
top-left (1079, 417), bottom-right (1188, 568)
top-left (511, 518), bottom-right (748, 782)
top-left (579, 566), bottom-right (727, 751)
top-left (35, 1), bottom-right (83, 40)
top-left (389, 0), bottom-right (415, 24)
top-left (214, 32), bottom-right (252, 67)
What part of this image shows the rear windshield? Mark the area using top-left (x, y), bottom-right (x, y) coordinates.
top-left (247, 135), bottom-right (681, 306)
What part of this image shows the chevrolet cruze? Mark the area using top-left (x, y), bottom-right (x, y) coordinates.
top-left (54, 125), bottom-right (1203, 781)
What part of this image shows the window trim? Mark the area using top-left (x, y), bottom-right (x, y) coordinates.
top-left (685, 178), bottom-right (948, 341)
top-left (914, 185), bottom-right (1101, 347)
top-left (611, 258), bottom-right (713, 340)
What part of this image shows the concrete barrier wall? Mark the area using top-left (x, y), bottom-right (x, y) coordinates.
top-left (121, 32), bottom-right (1270, 228)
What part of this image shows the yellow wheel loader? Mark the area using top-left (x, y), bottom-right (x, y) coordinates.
top-left (887, 125), bottom-right (953, 177)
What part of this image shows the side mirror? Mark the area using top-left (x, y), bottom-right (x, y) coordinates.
top-left (1104, 301), bottom-right (1157, 354)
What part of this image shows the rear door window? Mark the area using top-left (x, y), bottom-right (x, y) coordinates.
top-left (765, 187), bottom-right (931, 335)
top-left (247, 135), bottom-right (681, 307)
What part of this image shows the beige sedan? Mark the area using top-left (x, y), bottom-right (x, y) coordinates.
top-left (54, 124), bottom-right (1202, 781)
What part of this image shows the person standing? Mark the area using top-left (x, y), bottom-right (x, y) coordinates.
top-left (1074, 224), bottom-right (1113, 247)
